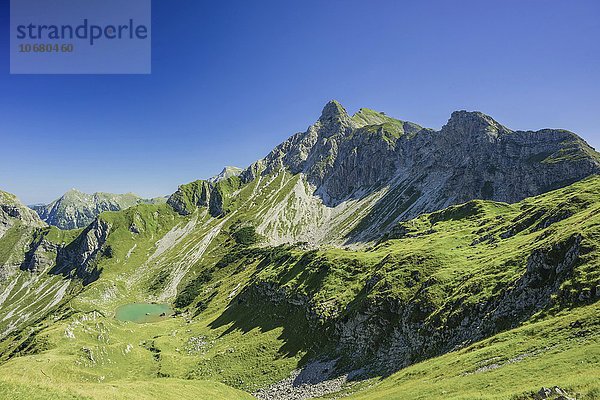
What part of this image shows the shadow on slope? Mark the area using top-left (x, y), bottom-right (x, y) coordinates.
top-left (208, 248), bottom-right (335, 366)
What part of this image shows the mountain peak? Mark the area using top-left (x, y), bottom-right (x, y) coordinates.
top-left (62, 188), bottom-right (86, 200)
top-left (241, 103), bottom-right (600, 216)
top-left (209, 166), bottom-right (243, 183)
top-left (319, 100), bottom-right (349, 122)
top-left (443, 110), bottom-right (510, 137)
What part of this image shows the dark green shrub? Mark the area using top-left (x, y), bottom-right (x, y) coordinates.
top-left (232, 226), bottom-right (259, 246)
top-left (174, 270), bottom-right (213, 309)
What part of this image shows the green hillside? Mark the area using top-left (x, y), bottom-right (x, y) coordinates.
top-left (0, 173), bottom-right (598, 399)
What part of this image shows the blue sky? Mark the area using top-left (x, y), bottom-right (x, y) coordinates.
top-left (1, 0), bottom-right (599, 204)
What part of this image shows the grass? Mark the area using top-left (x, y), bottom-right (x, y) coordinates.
top-left (342, 303), bottom-right (600, 399)
top-left (0, 174), bottom-right (599, 399)
top-left (351, 108), bottom-right (425, 143)
top-left (541, 137), bottom-right (600, 164)
top-left (0, 372), bottom-right (253, 399)
top-left (0, 223), bottom-right (31, 265)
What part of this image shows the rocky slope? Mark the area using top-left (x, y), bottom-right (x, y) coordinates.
top-left (0, 190), bottom-right (47, 277)
top-left (0, 191), bottom-right (77, 339)
top-left (0, 191), bottom-right (45, 240)
top-left (31, 189), bottom-right (166, 229)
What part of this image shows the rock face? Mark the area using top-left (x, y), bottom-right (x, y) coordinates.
top-left (241, 101), bottom-right (600, 239)
top-left (53, 218), bottom-right (112, 284)
top-left (167, 177), bottom-right (241, 217)
top-left (0, 191), bottom-right (47, 283)
top-left (32, 189), bottom-right (166, 230)
top-left (0, 191), bottom-right (45, 240)
top-left (20, 235), bottom-right (60, 274)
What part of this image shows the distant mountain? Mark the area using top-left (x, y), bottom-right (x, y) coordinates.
top-left (208, 166), bottom-right (243, 183)
top-left (30, 189), bottom-right (166, 229)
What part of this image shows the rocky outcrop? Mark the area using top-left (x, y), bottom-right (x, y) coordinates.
top-left (52, 218), bottom-right (111, 284)
top-left (535, 386), bottom-right (576, 400)
top-left (208, 166), bottom-right (243, 183)
top-left (334, 234), bottom-right (584, 372)
top-left (20, 235), bottom-right (60, 274)
top-left (167, 177), bottom-right (241, 217)
top-left (168, 181), bottom-right (213, 216)
top-left (31, 189), bottom-right (166, 230)
top-left (240, 101), bottom-right (600, 241)
top-left (0, 191), bottom-right (45, 239)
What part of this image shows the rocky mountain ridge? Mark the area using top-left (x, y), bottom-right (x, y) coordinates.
top-left (0, 190), bottom-right (46, 240)
top-left (175, 101), bottom-right (600, 244)
top-left (243, 101), bottom-right (600, 207)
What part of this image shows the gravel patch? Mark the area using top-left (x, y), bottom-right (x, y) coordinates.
top-left (254, 359), bottom-right (364, 400)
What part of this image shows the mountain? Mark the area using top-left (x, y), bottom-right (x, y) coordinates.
top-left (244, 101), bottom-right (600, 208)
top-left (0, 190), bottom-right (46, 277)
top-left (208, 166), bottom-right (243, 183)
top-left (31, 189), bottom-right (167, 229)
top-left (171, 101), bottom-right (600, 245)
top-left (0, 102), bottom-right (599, 399)
top-left (0, 190), bottom-right (45, 238)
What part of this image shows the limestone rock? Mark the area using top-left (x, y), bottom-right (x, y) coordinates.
top-left (240, 101), bottom-right (600, 241)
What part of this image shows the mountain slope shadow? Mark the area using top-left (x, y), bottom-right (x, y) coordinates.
top-left (209, 249), bottom-right (336, 365)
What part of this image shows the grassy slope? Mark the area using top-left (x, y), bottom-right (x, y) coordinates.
top-left (239, 175), bottom-right (599, 328)
top-left (351, 108), bottom-right (425, 143)
top-left (0, 373), bottom-right (252, 400)
top-left (1, 173), bottom-right (351, 397)
top-left (213, 176), bottom-right (600, 398)
top-left (0, 176), bottom-right (598, 399)
top-left (342, 303), bottom-right (599, 399)
top-left (0, 223), bottom-right (83, 341)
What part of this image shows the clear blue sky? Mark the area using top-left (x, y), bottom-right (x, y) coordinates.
top-left (1, 0), bottom-right (599, 204)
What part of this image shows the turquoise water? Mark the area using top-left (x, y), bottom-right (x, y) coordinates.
top-left (114, 303), bottom-right (173, 323)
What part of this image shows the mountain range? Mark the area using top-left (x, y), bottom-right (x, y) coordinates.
top-left (29, 166), bottom-right (246, 231)
top-left (0, 101), bottom-right (598, 400)
top-left (30, 190), bottom-right (167, 230)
